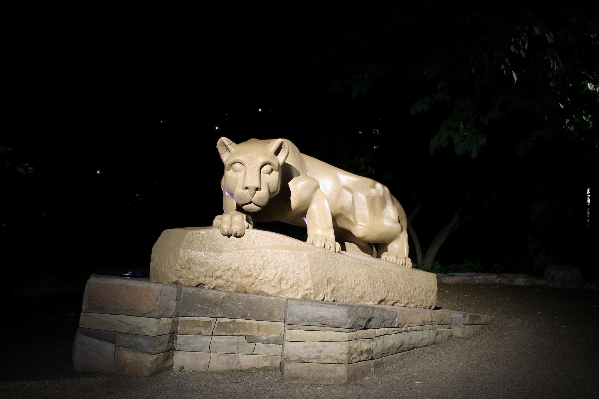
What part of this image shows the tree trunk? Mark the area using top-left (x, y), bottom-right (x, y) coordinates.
top-left (422, 208), bottom-right (460, 270)
top-left (407, 203), bottom-right (423, 264)
top-left (421, 190), bottom-right (497, 270)
top-left (527, 174), bottom-right (561, 270)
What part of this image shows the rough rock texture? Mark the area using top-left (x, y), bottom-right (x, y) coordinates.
top-left (150, 227), bottom-right (437, 309)
top-left (544, 265), bottom-right (584, 288)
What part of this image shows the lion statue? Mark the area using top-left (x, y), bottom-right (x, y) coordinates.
top-left (212, 137), bottom-right (412, 267)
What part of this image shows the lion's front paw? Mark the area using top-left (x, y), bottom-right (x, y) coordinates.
top-left (381, 252), bottom-right (412, 268)
top-left (307, 235), bottom-right (341, 253)
top-left (213, 211), bottom-right (250, 237)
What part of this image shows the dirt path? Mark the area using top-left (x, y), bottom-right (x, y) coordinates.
top-left (1, 284), bottom-right (598, 398)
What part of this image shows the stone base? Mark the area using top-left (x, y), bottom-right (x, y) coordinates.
top-left (149, 227), bottom-right (437, 309)
top-left (73, 275), bottom-right (493, 384)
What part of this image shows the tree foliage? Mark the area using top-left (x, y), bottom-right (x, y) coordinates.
top-left (320, 1), bottom-right (599, 159)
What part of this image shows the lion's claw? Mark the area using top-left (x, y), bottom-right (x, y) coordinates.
top-left (307, 235), bottom-right (340, 253)
top-left (381, 252), bottom-right (412, 268)
top-left (213, 212), bottom-right (250, 237)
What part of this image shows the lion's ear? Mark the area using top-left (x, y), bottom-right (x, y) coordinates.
top-left (269, 139), bottom-right (289, 165)
top-left (216, 137), bottom-right (237, 163)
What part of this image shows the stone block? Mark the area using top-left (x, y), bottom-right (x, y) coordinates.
top-left (374, 327), bottom-right (404, 337)
top-left (72, 332), bottom-right (116, 374)
top-left (451, 324), bottom-right (484, 337)
top-left (114, 347), bottom-right (173, 376)
top-left (213, 318), bottom-right (284, 336)
top-left (208, 353), bottom-right (240, 371)
top-left (150, 227), bottom-right (437, 309)
top-left (407, 330), bottom-right (430, 349)
top-left (432, 310), bottom-right (452, 325)
top-left (173, 351), bottom-right (210, 372)
top-left (178, 353), bottom-right (266, 371)
top-left (284, 341), bottom-right (349, 364)
top-left (393, 307), bottom-right (433, 327)
top-left (544, 265), bottom-right (583, 288)
top-left (253, 343), bottom-right (282, 355)
top-left (82, 275), bottom-right (179, 318)
top-left (461, 313), bottom-right (481, 325)
top-left (282, 361), bottom-right (373, 385)
top-left (285, 329), bottom-right (353, 342)
top-left (175, 335), bottom-right (212, 352)
top-left (348, 339), bottom-right (373, 363)
top-left (180, 286), bottom-right (286, 321)
top-left (78, 327), bottom-right (116, 344)
top-left (435, 328), bottom-right (452, 343)
top-left (372, 333), bottom-right (406, 359)
top-left (238, 354), bottom-right (280, 369)
top-left (286, 299), bottom-right (397, 329)
top-left (79, 313), bottom-right (178, 336)
top-left (116, 333), bottom-right (174, 355)
top-left (178, 317), bottom-right (216, 335)
top-left (245, 335), bottom-right (284, 345)
top-left (210, 336), bottom-right (256, 354)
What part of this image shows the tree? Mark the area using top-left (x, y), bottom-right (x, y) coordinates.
top-left (310, 1), bottom-right (599, 270)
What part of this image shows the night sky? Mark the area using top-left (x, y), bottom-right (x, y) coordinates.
top-left (2, 1), bottom-right (597, 286)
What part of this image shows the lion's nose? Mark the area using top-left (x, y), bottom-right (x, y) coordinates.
top-left (244, 185), bottom-right (260, 197)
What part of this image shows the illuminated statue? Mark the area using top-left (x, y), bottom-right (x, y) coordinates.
top-left (213, 137), bottom-right (412, 267)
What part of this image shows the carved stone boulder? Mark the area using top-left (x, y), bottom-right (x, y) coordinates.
top-left (150, 227), bottom-right (437, 309)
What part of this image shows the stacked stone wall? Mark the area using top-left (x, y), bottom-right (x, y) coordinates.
top-left (73, 275), bottom-right (492, 383)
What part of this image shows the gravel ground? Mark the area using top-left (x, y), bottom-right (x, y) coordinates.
top-left (1, 283), bottom-right (599, 399)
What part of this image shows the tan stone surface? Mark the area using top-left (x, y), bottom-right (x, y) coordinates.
top-left (206, 353), bottom-right (281, 371)
top-left (178, 317), bottom-right (215, 335)
top-left (285, 329), bottom-right (353, 342)
top-left (210, 336), bottom-right (256, 354)
top-left (114, 347), bottom-right (173, 376)
top-left (79, 313), bottom-right (178, 336)
top-left (238, 354), bottom-right (280, 369)
top-left (253, 343), bottom-right (282, 356)
top-left (284, 341), bottom-right (350, 364)
top-left (175, 335), bottom-right (212, 352)
top-left (173, 351), bottom-right (210, 372)
top-left (212, 318), bottom-right (284, 336)
top-left (207, 353), bottom-right (240, 371)
top-left (150, 227), bottom-right (437, 308)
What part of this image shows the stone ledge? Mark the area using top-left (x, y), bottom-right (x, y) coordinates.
top-left (150, 227), bottom-right (437, 309)
top-left (286, 299), bottom-right (397, 329)
top-left (82, 274), bottom-right (180, 318)
top-left (180, 286), bottom-right (287, 321)
top-left (72, 333), bottom-right (116, 374)
top-left (115, 347), bottom-right (173, 376)
top-left (74, 274), bottom-right (492, 384)
top-left (79, 313), bottom-right (178, 336)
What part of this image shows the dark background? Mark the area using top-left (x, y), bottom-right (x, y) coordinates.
top-left (2, 1), bottom-right (597, 296)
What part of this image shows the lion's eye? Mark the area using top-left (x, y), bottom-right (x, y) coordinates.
top-left (231, 162), bottom-right (244, 172)
top-left (261, 164), bottom-right (273, 174)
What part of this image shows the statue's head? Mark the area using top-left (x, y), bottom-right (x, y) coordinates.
top-left (217, 137), bottom-right (289, 212)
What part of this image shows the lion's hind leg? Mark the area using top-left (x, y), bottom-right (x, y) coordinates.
top-left (378, 230), bottom-right (412, 268)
